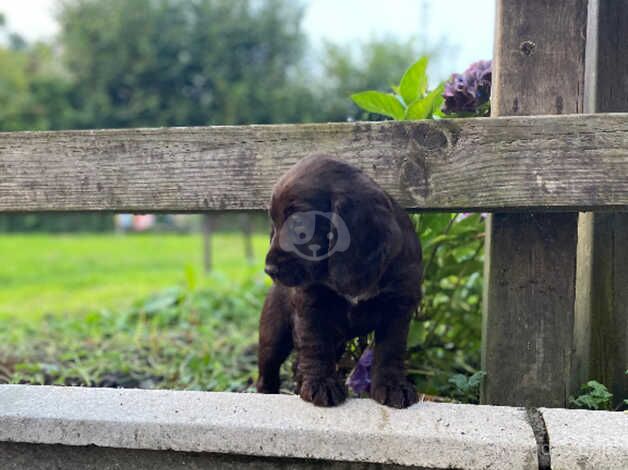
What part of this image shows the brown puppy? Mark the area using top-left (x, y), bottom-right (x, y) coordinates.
top-left (257, 155), bottom-right (422, 408)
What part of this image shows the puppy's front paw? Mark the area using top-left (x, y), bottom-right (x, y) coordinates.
top-left (371, 378), bottom-right (418, 408)
top-left (300, 376), bottom-right (347, 407)
top-left (256, 375), bottom-right (280, 394)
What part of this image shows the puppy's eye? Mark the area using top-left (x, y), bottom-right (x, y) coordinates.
top-left (292, 224), bottom-right (307, 239)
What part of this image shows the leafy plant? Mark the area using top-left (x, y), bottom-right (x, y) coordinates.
top-left (448, 370), bottom-right (486, 402)
top-left (351, 56), bottom-right (444, 120)
top-left (1, 272), bottom-right (268, 392)
top-left (408, 213), bottom-right (485, 400)
top-left (569, 380), bottom-right (614, 410)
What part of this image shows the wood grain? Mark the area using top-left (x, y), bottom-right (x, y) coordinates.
top-left (483, 213), bottom-right (578, 405)
top-left (1, 113), bottom-right (627, 212)
top-left (575, 0), bottom-right (628, 407)
top-left (482, 0), bottom-right (588, 407)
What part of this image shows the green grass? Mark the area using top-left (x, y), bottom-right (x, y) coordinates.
top-left (0, 233), bottom-right (269, 320)
top-left (0, 232), bottom-right (272, 391)
top-left (0, 276), bottom-right (270, 391)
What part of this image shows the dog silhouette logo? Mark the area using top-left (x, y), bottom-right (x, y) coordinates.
top-left (279, 211), bottom-right (350, 261)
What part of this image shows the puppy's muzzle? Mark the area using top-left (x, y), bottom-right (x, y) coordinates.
top-left (264, 264), bottom-right (279, 278)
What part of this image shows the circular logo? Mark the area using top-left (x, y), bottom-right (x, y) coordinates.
top-left (279, 211), bottom-right (350, 261)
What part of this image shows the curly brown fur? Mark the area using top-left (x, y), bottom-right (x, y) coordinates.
top-left (257, 155), bottom-right (422, 408)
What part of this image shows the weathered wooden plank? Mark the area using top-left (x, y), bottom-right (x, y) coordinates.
top-left (576, 213), bottom-right (628, 406)
top-left (482, 0), bottom-right (588, 407)
top-left (583, 0), bottom-right (628, 115)
top-left (483, 213), bottom-right (578, 405)
top-left (575, 0), bottom-right (628, 407)
top-left (0, 113), bottom-right (627, 212)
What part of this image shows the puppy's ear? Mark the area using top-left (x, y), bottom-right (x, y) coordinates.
top-left (328, 192), bottom-right (402, 296)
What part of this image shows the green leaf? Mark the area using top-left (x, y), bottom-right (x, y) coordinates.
top-left (448, 373), bottom-right (469, 392)
top-left (351, 91), bottom-right (405, 120)
top-left (407, 321), bottom-right (426, 348)
top-left (405, 98), bottom-right (432, 120)
top-left (467, 370), bottom-right (486, 388)
top-left (142, 287), bottom-right (183, 314)
top-left (569, 380), bottom-right (614, 410)
top-left (405, 83), bottom-right (445, 120)
top-left (586, 380), bottom-right (613, 397)
top-left (399, 56), bottom-right (428, 106)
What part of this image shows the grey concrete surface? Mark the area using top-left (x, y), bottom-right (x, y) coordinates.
top-left (0, 385), bottom-right (537, 469)
top-left (540, 407), bottom-right (628, 470)
top-left (0, 442), bottom-right (427, 470)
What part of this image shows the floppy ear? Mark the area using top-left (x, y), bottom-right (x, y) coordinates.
top-left (328, 192), bottom-right (402, 296)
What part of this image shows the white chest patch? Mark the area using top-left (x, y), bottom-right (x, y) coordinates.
top-left (343, 290), bottom-right (378, 306)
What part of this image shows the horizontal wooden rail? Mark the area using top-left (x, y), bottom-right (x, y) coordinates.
top-left (1, 113), bottom-right (627, 212)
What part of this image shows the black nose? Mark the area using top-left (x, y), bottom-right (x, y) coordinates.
top-left (264, 264), bottom-right (279, 277)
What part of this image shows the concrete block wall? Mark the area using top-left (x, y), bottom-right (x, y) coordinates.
top-left (0, 385), bottom-right (625, 469)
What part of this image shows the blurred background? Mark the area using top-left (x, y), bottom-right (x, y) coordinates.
top-left (0, 0), bottom-right (492, 401)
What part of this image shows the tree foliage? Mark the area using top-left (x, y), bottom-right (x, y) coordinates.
top-left (2, 2), bottom-right (444, 129)
top-left (0, 31), bottom-right (74, 131)
top-left (57, 0), bottom-right (314, 127)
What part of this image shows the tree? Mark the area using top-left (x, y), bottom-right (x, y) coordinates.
top-left (57, 0), bottom-right (315, 128)
top-left (0, 16), bottom-right (75, 132)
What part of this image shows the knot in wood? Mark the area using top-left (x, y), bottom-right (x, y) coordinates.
top-left (408, 122), bottom-right (448, 150)
top-left (519, 40), bottom-right (536, 56)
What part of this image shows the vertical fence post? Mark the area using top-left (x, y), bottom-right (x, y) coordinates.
top-left (575, 0), bottom-right (628, 407)
top-left (481, 0), bottom-right (588, 407)
top-left (202, 213), bottom-right (213, 273)
top-left (241, 213), bottom-right (254, 263)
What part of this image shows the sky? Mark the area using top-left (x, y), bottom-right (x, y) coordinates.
top-left (0, 0), bottom-right (494, 79)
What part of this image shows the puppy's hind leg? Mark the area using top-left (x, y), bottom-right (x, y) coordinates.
top-left (256, 285), bottom-right (293, 394)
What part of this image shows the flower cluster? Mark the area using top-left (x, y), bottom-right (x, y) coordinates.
top-left (442, 60), bottom-right (492, 115)
top-left (346, 347), bottom-right (374, 394)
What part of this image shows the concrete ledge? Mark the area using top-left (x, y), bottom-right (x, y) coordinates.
top-left (0, 442), bottom-right (415, 470)
top-left (1, 385), bottom-right (626, 469)
top-left (540, 407), bottom-right (628, 470)
top-left (0, 385), bottom-right (537, 469)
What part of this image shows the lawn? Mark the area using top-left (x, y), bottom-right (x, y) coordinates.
top-left (0, 232), bottom-right (272, 391)
top-left (0, 233), bottom-right (269, 320)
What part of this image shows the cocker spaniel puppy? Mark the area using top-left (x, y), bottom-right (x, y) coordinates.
top-left (257, 155), bottom-right (422, 408)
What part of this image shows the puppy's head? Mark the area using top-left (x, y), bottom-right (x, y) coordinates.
top-left (265, 155), bottom-right (402, 295)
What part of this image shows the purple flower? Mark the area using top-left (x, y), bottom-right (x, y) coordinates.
top-left (347, 347), bottom-right (374, 394)
top-left (442, 60), bottom-right (492, 115)
top-left (457, 212), bottom-right (488, 221)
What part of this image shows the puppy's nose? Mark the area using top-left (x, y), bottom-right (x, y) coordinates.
top-left (264, 264), bottom-right (279, 277)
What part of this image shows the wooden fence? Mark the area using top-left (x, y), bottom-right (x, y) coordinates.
top-left (0, 0), bottom-right (626, 410)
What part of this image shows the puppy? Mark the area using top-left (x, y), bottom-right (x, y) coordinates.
top-left (257, 155), bottom-right (422, 408)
